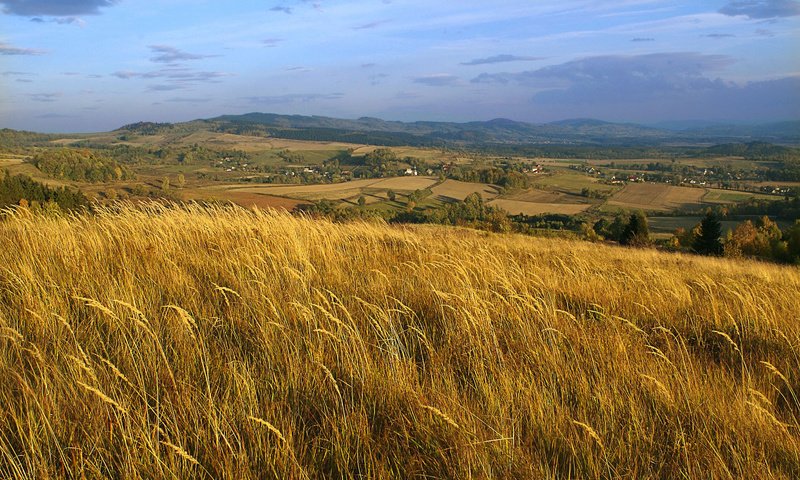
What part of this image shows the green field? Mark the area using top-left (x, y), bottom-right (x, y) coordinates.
top-left (704, 188), bottom-right (781, 203)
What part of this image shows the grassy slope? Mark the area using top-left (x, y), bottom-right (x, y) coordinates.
top-left (1, 204), bottom-right (799, 478)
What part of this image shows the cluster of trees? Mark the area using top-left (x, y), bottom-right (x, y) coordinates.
top-left (361, 148), bottom-right (399, 177)
top-left (117, 121), bottom-right (174, 136)
top-left (31, 148), bottom-right (134, 183)
top-left (276, 149), bottom-right (305, 163)
top-left (512, 213), bottom-right (585, 233)
top-left (0, 171), bottom-right (88, 211)
top-left (580, 187), bottom-right (612, 199)
top-left (768, 159), bottom-right (800, 181)
top-left (669, 212), bottom-right (800, 264)
top-left (298, 193), bottom-right (512, 233)
top-left (69, 141), bottom-right (250, 168)
top-left (722, 217), bottom-right (800, 263)
top-left (446, 165), bottom-right (531, 192)
top-left (424, 193), bottom-right (511, 232)
top-left (591, 212), bottom-right (650, 246)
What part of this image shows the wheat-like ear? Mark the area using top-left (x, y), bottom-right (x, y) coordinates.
top-left (313, 328), bottom-right (339, 342)
top-left (640, 374), bottom-right (673, 403)
top-left (316, 360), bottom-right (342, 399)
top-left (760, 361), bottom-right (790, 385)
top-left (748, 388), bottom-right (772, 406)
top-left (573, 420), bottom-right (604, 450)
top-left (73, 296), bottom-right (118, 319)
top-left (212, 283), bottom-right (241, 306)
top-left (0, 326), bottom-right (24, 343)
top-left (161, 441), bottom-right (201, 466)
top-left (248, 416), bottom-right (287, 443)
top-left (712, 330), bottom-right (740, 352)
top-left (746, 401), bottom-right (788, 430)
top-left (77, 381), bottom-right (128, 415)
top-left (94, 354), bottom-right (136, 390)
top-left (111, 299), bottom-right (155, 336)
top-left (421, 405), bottom-right (460, 430)
top-left (164, 305), bottom-right (199, 338)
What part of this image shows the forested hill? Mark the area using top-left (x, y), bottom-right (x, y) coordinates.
top-left (204, 114), bottom-right (800, 147)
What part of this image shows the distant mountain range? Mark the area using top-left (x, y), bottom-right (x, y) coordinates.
top-left (118, 113), bottom-right (800, 147)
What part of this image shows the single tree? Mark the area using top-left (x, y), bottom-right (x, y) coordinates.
top-left (693, 211), bottom-right (723, 255)
top-left (357, 195), bottom-right (366, 207)
top-left (387, 190), bottom-right (396, 202)
top-left (176, 173), bottom-right (186, 189)
top-left (607, 214), bottom-right (628, 242)
top-left (620, 211), bottom-right (649, 246)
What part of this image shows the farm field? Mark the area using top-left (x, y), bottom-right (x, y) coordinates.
top-left (488, 198), bottom-right (590, 215)
top-left (431, 179), bottom-right (499, 201)
top-left (607, 183), bottom-right (706, 211)
top-left (532, 172), bottom-right (616, 195)
top-left (193, 189), bottom-right (308, 210)
top-left (703, 188), bottom-right (781, 203)
top-left (219, 179), bottom-right (378, 201)
top-left (210, 176), bottom-right (439, 202)
top-left (505, 188), bottom-right (574, 203)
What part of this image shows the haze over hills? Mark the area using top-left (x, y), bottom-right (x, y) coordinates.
top-left (117, 113), bottom-right (800, 147)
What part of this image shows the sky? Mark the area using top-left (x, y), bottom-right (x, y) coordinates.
top-left (1, 0), bottom-right (799, 132)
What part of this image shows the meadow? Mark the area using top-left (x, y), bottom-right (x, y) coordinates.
top-left (1, 202), bottom-right (798, 478)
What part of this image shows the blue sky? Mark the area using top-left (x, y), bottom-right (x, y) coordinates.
top-left (1, 0), bottom-right (799, 132)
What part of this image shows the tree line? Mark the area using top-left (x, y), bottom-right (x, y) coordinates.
top-left (0, 171), bottom-right (88, 212)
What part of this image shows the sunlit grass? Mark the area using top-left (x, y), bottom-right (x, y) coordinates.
top-left (1, 202), bottom-right (798, 478)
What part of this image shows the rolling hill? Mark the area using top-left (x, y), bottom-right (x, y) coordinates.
top-left (1, 203), bottom-right (798, 478)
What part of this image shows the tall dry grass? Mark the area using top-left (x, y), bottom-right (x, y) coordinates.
top-left (0, 202), bottom-right (799, 478)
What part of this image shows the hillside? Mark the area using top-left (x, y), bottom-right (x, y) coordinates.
top-left (1, 204), bottom-right (799, 478)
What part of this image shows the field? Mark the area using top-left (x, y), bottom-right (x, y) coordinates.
top-left (532, 171), bottom-right (615, 195)
top-left (1, 203), bottom-right (799, 478)
top-left (192, 190), bottom-right (308, 210)
top-left (703, 188), bottom-right (780, 203)
top-left (488, 198), bottom-right (591, 216)
top-left (431, 179), bottom-right (499, 201)
top-left (607, 183), bottom-right (707, 211)
top-left (648, 216), bottom-right (795, 237)
top-left (214, 176), bottom-right (439, 202)
top-left (488, 188), bottom-right (592, 215)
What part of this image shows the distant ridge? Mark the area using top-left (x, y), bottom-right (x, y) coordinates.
top-left (110, 113), bottom-right (800, 147)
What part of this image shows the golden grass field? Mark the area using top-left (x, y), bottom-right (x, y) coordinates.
top-left (1, 203), bottom-right (800, 478)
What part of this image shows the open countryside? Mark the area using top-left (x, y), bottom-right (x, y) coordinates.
top-left (2, 1), bottom-right (800, 478)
